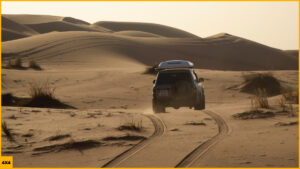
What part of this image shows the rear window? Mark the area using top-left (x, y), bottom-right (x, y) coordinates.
top-left (156, 71), bottom-right (192, 85)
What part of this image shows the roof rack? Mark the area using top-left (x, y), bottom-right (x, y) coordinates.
top-left (156, 60), bottom-right (194, 70)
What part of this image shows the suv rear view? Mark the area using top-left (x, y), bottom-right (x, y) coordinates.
top-left (152, 60), bottom-right (205, 113)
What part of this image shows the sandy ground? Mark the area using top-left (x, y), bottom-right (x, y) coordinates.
top-left (1, 14), bottom-right (299, 167)
top-left (2, 66), bottom-right (298, 167)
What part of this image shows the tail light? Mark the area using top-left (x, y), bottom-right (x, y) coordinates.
top-left (153, 88), bottom-right (157, 97)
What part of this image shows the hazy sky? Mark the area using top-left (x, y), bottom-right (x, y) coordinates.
top-left (2, 1), bottom-right (299, 50)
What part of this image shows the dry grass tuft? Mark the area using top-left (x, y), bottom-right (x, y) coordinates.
top-left (233, 110), bottom-right (275, 120)
top-left (184, 121), bottom-right (206, 126)
top-left (144, 64), bottom-right (158, 75)
top-left (278, 96), bottom-right (287, 112)
top-left (29, 60), bottom-right (42, 70)
top-left (2, 121), bottom-right (15, 142)
top-left (282, 88), bottom-right (299, 104)
top-left (29, 81), bottom-right (55, 99)
top-left (118, 118), bottom-right (143, 132)
top-left (2, 93), bottom-right (17, 106)
top-left (103, 134), bottom-right (146, 141)
top-left (241, 72), bottom-right (282, 96)
top-left (25, 81), bottom-right (74, 109)
top-left (44, 134), bottom-right (71, 141)
top-left (288, 103), bottom-right (296, 117)
top-left (251, 88), bottom-right (269, 110)
top-left (5, 58), bottom-right (26, 69)
top-left (275, 121), bottom-right (298, 126)
top-left (33, 139), bottom-right (101, 153)
top-left (278, 91), bottom-right (297, 117)
top-left (4, 58), bottom-right (43, 70)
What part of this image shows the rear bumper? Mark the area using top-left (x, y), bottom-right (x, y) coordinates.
top-left (153, 96), bottom-right (196, 108)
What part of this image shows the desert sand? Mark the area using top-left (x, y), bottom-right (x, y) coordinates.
top-left (1, 14), bottom-right (298, 167)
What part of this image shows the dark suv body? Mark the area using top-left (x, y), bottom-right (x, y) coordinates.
top-left (152, 68), bottom-right (205, 113)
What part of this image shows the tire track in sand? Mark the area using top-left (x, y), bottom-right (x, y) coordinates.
top-left (176, 110), bottom-right (229, 168)
top-left (102, 113), bottom-right (166, 168)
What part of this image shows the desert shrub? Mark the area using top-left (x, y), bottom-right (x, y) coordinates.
top-left (45, 134), bottom-right (71, 141)
top-left (241, 72), bottom-right (282, 96)
top-left (5, 58), bottom-right (25, 69)
top-left (22, 133), bottom-right (34, 137)
top-left (29, 81), bottom-right (55, 99)
top-left (103, 134), bottom-right (146, 141)
top-left (278, 96), bottom-right (287, 111)
top-left (29, 60), bottom-right (42, 70)
top-left (277, 90), bottom-right (298, 116)
top-left (2, 121), bottom-right (15, 142)
top-left (15, 58), bottom-right (22, 67)
top-left (288, 103), bottom-right (296, 117)
top-left (144, 64), bottom-right (158, 75)
top-left (184, 121), bottom-right (206, 125)
top-left (5, 60), bottom-right (13, 68)
top-left (25, 81), bottom-right (74, 109)
top-left (33, 139), bottom-right (101, 153)
top-left (118, 118), bottom-right (143, 132)
top-left (233, 110), bottom-right (275, 120)
top-left (275, 121), bottom-right (298, 126)
top-left (282, 88), bottom-right (299, 104)
top-left (251, 88), bottom-right (269, 109)
top-left (2, 82), bottom-right (74, 108)
top-left (2, 93), bottom-right (16, 106)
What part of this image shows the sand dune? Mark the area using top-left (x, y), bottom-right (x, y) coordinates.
top-left (62, 17), bottom-right (90, 25)
top-left (2, 16), bottom-right (38, 41)
top-left (2, 31), bottom-right (297, 70)
top-left (2, 28), bottom-right (29, 42)
top-left (25, 21), bottom-right (107, 34)
top-left (93, 21), bottom-right (199, 38)
top-left (1, 14), bottom-right (298, 70)
top-left (284, 50), bottom-right (299, 59)
top-left (2, 14), bottom-right (111, 37)
top-left (114, 30), bottom-right (162, 37)
top-left (3, 14), bottom-right (63, 24)
top-left (205, 32), bottom-right (232, 39)
top-left (2, 16), bottom-right (38, 35)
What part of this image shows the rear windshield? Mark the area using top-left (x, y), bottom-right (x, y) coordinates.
top-left (156, 71), bottom-right (192, 85)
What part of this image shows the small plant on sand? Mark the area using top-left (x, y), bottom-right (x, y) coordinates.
top-left (241, 72), bottom-right (282, 96)
top-left (277, 93), bottom-right (297, 116)
top-left (25, 81), bottom-right (72, 108)
top-left (1, 93), bottom-right (16, 106)
top-left (14, 58), bottom-right (23, 68)
top-left (2, 121), bottom-right (15, 142)
top-left (45, 134), bottom-right (71, 141)
top-left (103, 134), bottom-right (146, 141)
top-left (278, 96), bottom-right (287, 112)
top-left (5, 60), bottom-right (13, 68)
top-left (251, 88), bottom-right (269, 109)
top-left (288, 103), bottom-right (296, 117)
top-left (5, 58), bottom-right (25, 69)
top-left (144, 64), bottom-right (158, 75)
top-left (29, 60), bottom-right (42, 70)
top-left (29, 81), bottom-right (55, 99)
top-left (118, 118), bottom-right (143, 132)
top-left (233, 110), bottom-right (275, 120)
top-left (282, 88), bottom-right (299, 104)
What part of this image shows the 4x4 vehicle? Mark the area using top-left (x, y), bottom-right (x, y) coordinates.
top-left (152, 60), bottom-right (205, 113)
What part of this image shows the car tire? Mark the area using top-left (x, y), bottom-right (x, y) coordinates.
top-left (194, 93), bottom-right (205, 110)
top-left (194, 97), bottom-right (202, 110)
top-left (201, 94), bottom-right (205, 110)
top-left (153, 100), bottom-right (166, 113)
